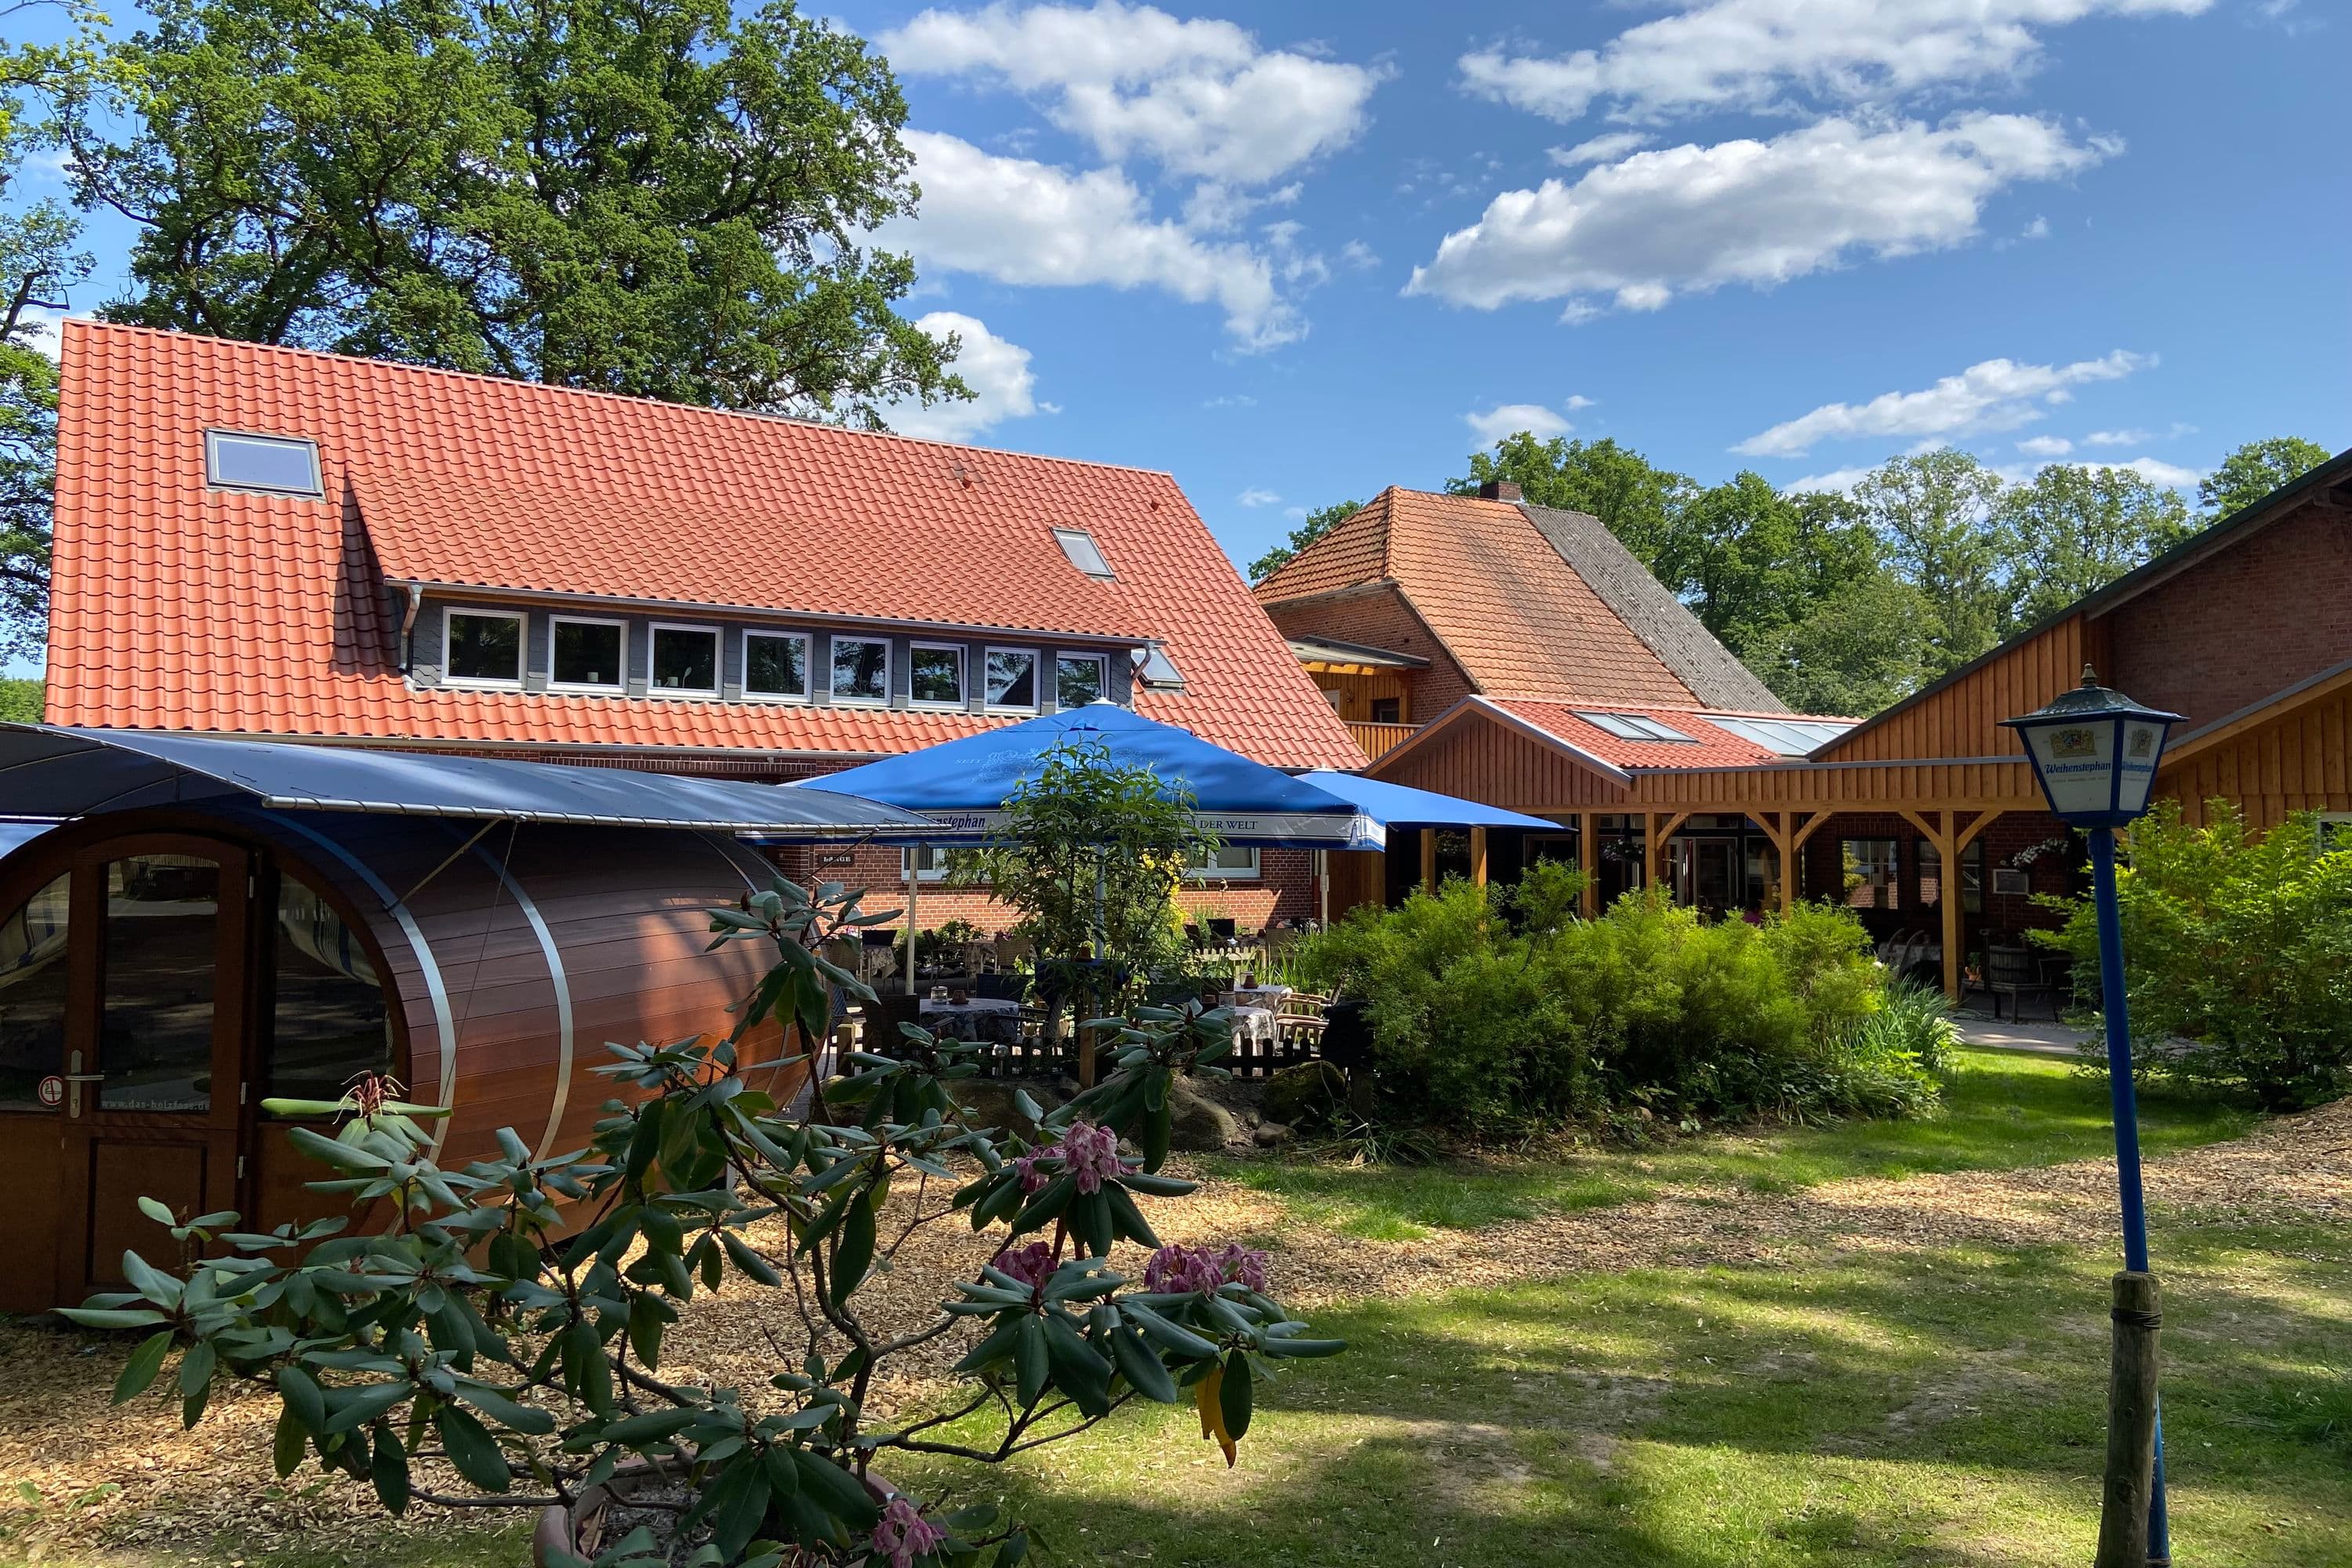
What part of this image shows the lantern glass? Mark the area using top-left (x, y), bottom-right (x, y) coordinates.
top-left (2020, 715), bottom-right (2122, 820)
top-left (2118, 718), bottom-right (2166, 816)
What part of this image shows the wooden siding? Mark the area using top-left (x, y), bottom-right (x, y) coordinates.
top-left (1377, 710), bottom-right (1633, 810)
top-left (1632, 758), bottom-right (2045, 811)
top-left (1313, 670), bottom-right (1414, 723)
top-left (2157, 673), bottom-right (2352, 832)
top-left (1813, 618), bottom-right (2103, 765)
top-left (1346, 720), bottom-right (1418, 761)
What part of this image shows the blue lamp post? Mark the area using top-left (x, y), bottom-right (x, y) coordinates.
top-left (2002, 666), bottom-right (2182, 1566)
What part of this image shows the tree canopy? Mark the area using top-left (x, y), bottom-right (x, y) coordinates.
top-left (2196, 436), bottom-right (2332, 521)
top-left (78, 0), bottom-right (964, 423)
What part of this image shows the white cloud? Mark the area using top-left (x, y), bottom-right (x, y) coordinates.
top-left (1201, 392), bottom-right (1258, 408)
top-left (1236, 487), bottom-right (1282, 507)
top-left (2081, 427), bottom-right (2151, 446)
top-left (1459, 0), bottom-right (2210, 125)
top-left (1465, 402), bottom-right (1576, 447)
top-left (1566, 394), bottom-right (1597, 409)
top-left (1733, 350), bottom-right (2153, 457)
top-left (882, 131), bottom-right (1301, 348)
top-left (880, 2), bottom-right (1386, 186)
top-left (1785, 466), bottom-right (1875, 495)
top-left (885, 314), bottom-right (1043, 441)
top-left (2088, 456), bottom-right (2201, 489)
top-left (2015, 434), bottom-right (2074, 457)
top-left (1338, 238), bottom-right (1380, 270)
top-left (1406, 115), bottom-right (2111, 318)
top-left (1549, 132), bottom-right (1653, 167)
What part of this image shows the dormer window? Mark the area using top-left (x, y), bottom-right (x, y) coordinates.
top-left (443, 608), bottom-right (523, 687)
top-left (1055, 652), bottom-right (1107, 708)
top-left (1053, 528), bottom-right (1114, 579)
top-left (205, 430), bottom-right (321, 497)
top-left (1134, 645), bottom-right (1185, 691)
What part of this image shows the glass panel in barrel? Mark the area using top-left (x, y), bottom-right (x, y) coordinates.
top-left (100, 855), bottom-right (221, 1112)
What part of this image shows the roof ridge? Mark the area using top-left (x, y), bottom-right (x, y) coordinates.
top-left (63, 318), bottom-right (1181, 481)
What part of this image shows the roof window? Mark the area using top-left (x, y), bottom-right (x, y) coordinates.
top-left (1707, 715), bottom-right (1857, 756)
top-left (1052, 528), bottom-right (1115, 579)
top-left (1134, 645), bottom-right (1185, 691)
top-left (205, 430), bottom-right (321, 496)
top-left (1576, 710), bottom-right (1696, 743)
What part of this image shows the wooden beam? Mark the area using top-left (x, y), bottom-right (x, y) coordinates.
top-left (1791, 811), bottom-right (1835, 851)
top-left (1579, 811), bottom-right (1599, 919)
top-left (1936, 809), bottom-right (1965, 1003)
top-left (1897, 808), bottom-right (1941, 844)
top-left (1644, 811), bottom-right (1693, 897)
top-left (1419, 829), bottom-right (1436, 896)
top-left (1468, 826), bottom-right (1489, 887)
top-left (1956, 807), bottom-right (2005, 855)
top-left (1751, 811), bottom-right (1795, 915)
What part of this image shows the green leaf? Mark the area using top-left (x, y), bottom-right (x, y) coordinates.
top-left (1014, 1314), bottom-right (1049, 1409)
top-left (597, 1407), bottom-right (699, 1447)
top-left (566, 1319), bottom-right (615, 1417)
top-left (720, 1230), bottom-right (782, 1288)
top-left (324, 1381), bottom-right (411, 1435)
top-left (1103, 1183), bottom-right (1158, 1249)
top-left (136, 1196), bottom-right (176, 1227)
top-left (371, 1421), bottom-right (411, 1515)
top-left (1040, 1311), bottom-right (1111, 1418)
top-left (436, 1405), bottom-right (514, 1492)
top-left (1107, 1325), bottom-right (1178, 1403)
top-left (176, 1339), bottom-right (216, 1399)
top-left (1119, 1301), bottom-right (1217, 1359)
top-left (272, 1405), bottom-right (307, 1478)
top-left (56, 1307), bottom-right (169, 1330)
top-left (710, 1457), bottom-right (771, 1560)
top-left (277, 1365), bottom-right (328, 1433)
top-left (829, 1191), bottom-right (877, 1308)
top-left (1218, 1350), bottom-right (1252, 1443)
top-left (111, 1330), bottom-right (176, 1405)
top-left (789, 1450), bottom-right (877, 1531)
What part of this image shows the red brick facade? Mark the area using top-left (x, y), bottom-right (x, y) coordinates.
top-left (1797, 810), bottom-right (2077, 941)
top-left (1261, 586), bottom-right (1479, 721)
top-left (2107, 500), bottom-right (2352, 731)
top-left (760, 844), bottom-right (1317, 934)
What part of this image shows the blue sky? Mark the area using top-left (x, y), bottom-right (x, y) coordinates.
top-left (13, 0), bottom-right (2349, 593)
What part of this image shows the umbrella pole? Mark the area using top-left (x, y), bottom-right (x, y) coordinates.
top-left (1317, 848), bottom-right (1329, 927)
top-left (904, 846), bottom-right (920, 996)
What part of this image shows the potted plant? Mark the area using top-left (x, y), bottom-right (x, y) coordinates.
top-left (62, 877), bottom-right (1342, 1566)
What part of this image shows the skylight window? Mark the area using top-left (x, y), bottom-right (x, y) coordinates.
top-left (205, 430), bottom-right (321, 496)
top-left (1053, 528), bottom-right (1115, 579)
top-left (1134, 645), bottom-right (1185, 691)
top-left (1707, 716), bottom-right (1857, 756)
top-left (1575, 711), bottom-right (1695, 743)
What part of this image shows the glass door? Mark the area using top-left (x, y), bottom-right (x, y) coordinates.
top-left (58, 838), bottom-right (252, 1300)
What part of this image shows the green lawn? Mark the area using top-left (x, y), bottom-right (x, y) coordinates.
top-left (1203, 1047), bottom-right (2259, 1239)
top-left (894, 1221), bottom-right (2352, 1566)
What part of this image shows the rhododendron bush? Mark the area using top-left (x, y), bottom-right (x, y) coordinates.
top-left (62, 877), bottom-right (1343, 1567)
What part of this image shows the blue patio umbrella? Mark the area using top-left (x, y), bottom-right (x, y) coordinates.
top-left (802, 704), bottom-right (1383, 849)
top-left (1294, 771), bottom-right (1559, 831)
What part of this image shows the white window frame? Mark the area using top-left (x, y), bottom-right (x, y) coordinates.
top-left (205, 429), bottom-right (322, 498)
top-left (646, 621), bottom-right (722, 699)
top-left (546, 614), bottom-right (627, 694)
top-left (439, 606), bottom-right (525, 689)
top-left (829, 634), bottom-right (892, 706)
top-left (1185, 846), bottom-right (1261, 881)
top-left (902, 846), bottom-right (964, 884)
top-left (1054, 652), bottom-right (1109, 710)
top-left (983, 646), bottom-right (1041, 714)
top-left (907, 641), bottom-right (967, 710)
top-left (1052, 527), bottom-right (1115, 579)
top-left (741, 629), bottom-right (813, 704)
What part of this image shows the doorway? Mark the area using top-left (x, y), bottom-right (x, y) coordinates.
top-left (0, 829), bottom-right (397, 1311)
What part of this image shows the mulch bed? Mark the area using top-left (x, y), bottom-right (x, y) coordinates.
top-left (2, 1101), bottom-right (2346, 1562)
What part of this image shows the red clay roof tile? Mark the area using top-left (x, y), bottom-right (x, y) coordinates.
top-left (49, 321), bottom-right (1360, 769)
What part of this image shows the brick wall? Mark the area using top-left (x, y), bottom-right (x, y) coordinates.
top-left (2107, 499), bottom-right (2352, 730)
top-left (1263, 588), bottom-right (1478, 722)
top-left (760, 844), bottom-right (1316, 932)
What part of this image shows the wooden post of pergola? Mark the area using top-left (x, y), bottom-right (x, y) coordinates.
top-left (1900, 808), bottom-right (2008, 1000)
top-left (1419, 828), bottom-right (1437, 896)
top-left (1468, 826), bottom-right (1489, 887)
top-left (1643, 811), bottom-right (1691, 896)
top-left (1578, 811), bottom-right (1599, 918)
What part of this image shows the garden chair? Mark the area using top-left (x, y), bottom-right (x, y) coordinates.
top-left (1986, 945), bottom-right (2060, 1022)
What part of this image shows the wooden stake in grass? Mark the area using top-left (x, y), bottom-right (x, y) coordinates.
top-left (2095, 1270), bottom-right (2161, 1568)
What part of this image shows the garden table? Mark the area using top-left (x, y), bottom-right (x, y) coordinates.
top-left (920, 996), bottom-right (1023, 1044)
top-left (1229, 1004), bottom-right (1278, 1047)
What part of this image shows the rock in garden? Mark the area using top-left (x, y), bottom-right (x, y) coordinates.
top-left (1262, 1060), bottom-right (1348, 1129)
top-left (1166, 1076), bottom-right (1243, 1151)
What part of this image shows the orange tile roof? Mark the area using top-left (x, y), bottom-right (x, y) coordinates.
top-left (48, 321), bottom-right (1361, 768)
top-left (1253, 488), bottom-right (1702, 708)
top-left (1483, 699), bottom-right (1791, 770)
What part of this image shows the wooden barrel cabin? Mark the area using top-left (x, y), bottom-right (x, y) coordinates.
top-left (0, 726), bottom-right (929, 1312)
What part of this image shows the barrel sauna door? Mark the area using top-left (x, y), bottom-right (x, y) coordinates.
top-left (53, 837), bottom-right (254, 1303)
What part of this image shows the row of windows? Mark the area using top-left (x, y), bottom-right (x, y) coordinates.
top-left (903, 844), bottom-right (1260, 883)
top-left (440, 607), bottom-right (1113, 710)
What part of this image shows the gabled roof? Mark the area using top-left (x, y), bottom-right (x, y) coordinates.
top-left (1251, 485), bottom-right (1784, 711)
top-left (1377, 695), bottom-right (1843, 782)
top-left (47, 321), bottom-right (1361, 768)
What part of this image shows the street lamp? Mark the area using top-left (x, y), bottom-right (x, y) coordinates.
top-left (2003, 666), bottom-right (2182, 1567)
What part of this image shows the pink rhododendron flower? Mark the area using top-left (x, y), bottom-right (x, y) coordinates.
top-left (871, 1495), bottom-right (945, 1568)
top-left (1057, 1120), bottom-right (1124, 1195)
top-left (991, 1241), bottom-right (1055, 1291)
top-left (1214, 1243), bottom-right (1269, 1293)
top-left (1142, 1243), bottom-right (1225, 1296)
top-left (1010, 1151), bottom-right (1050, 1194)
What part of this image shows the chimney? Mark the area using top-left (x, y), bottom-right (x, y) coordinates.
top-left (1476, 480), bottom-right (1523, 503)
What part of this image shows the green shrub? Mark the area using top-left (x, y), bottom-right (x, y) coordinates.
top-left (1857, 979), bottom-right (1964, 1079)
top-left (2040, 800), bottom-right (2352, 1110)
top-left (1293, 882), bottom-right (1932, 1137)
